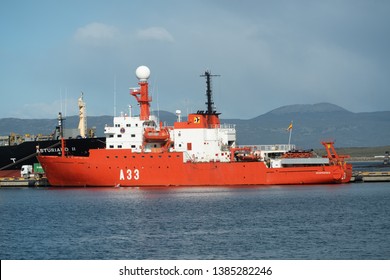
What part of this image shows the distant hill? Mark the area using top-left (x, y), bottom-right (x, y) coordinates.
top-left (0, 111), bottom-right (178, 137)
top-left (267, 102), bottom-right (349, 114)
top-left (228, 103), bottom-right (390, 148)
top-left (1, 104), bottom-right (389, 148)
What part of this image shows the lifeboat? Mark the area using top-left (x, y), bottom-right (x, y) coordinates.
top-left (282, 149), bottom-right (314, 158)
top-left (143, 127), bottom-right (170, 142)
top-left (231, 147), bottom-right (261, 162)
top-left (235, 153), bottom-right (261, 161)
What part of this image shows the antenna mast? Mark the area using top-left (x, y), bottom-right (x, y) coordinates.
top-left (200, 70), bottom-right (220, 115)
top-left (114, 74), bottom-right (117, 117)
top-left (131, 66), bottom-right (151, 120)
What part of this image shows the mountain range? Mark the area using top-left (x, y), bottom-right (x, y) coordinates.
top-left (1, 103), bottom-right (389, 148)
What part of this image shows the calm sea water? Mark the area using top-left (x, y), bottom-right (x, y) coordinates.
top-left (1, 183), bottom-right (390, 260)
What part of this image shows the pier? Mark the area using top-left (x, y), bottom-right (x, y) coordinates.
top-left (349, 159), bottom-right (390, 182)
top-left (0, 177), bottom-right (49, 187)
top-left (351, 171), bottom-right (390, 182)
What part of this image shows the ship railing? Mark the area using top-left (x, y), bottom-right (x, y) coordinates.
top-left (237, 144), bottom-right (296, 152)
top-left (209, 124), bottom-right (236, 129)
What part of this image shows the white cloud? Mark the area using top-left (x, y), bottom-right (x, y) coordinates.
top-left (74, 22), bottom-right (119, 45)
top-left (137, 27), bottom-right (174, 42)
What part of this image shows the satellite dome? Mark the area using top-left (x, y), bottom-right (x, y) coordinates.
top-left (135, 66), bottom-right (151, 81)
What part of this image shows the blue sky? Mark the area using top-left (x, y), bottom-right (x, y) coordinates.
top-left (1, 0), bottom-right (389, 119)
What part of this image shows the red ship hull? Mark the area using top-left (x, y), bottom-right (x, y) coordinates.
top-left (38, 149), bottom-right (352, 187)
top-left (37, 66), bottom-right (353, 187)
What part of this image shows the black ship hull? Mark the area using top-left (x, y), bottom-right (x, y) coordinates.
top-left (0, 137), bottom-right (106, 177)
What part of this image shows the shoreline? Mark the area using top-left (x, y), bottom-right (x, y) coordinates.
top-left (347, 157), bottom-right (385, 162)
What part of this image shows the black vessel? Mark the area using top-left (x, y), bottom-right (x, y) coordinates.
top-left (0, 94), bottom-right (106, 178)
top-left (0, 137), bottom-right (105, 178)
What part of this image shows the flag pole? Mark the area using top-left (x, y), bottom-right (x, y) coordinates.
top-left (288, 121), bottom-right (293, 146)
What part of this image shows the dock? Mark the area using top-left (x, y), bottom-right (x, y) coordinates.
top-left (0, 177), bottom-right (49, 187)
top-left (351, 171), bottom-right (390, 182)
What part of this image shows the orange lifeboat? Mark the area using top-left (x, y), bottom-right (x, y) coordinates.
top-left (235, 153), bottom-right (261, 161)
top-left (143, 127), bottom-right (170, 142)
top-left (282, 150), bottom-right (314, 158)
top-left (230, 147), bottom-right (261, 162)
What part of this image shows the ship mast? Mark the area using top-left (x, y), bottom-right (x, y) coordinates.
top-left (131, 66), bottom-right (151, 120)
top-left (200, 70), bottom-right (220, 116)
top-left (58, 112), bottom-right (65, 157)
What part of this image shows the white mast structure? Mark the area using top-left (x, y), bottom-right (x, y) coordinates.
top-left (78, 92), bottom-right (87, 138)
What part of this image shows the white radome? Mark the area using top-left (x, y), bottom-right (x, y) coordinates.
top-left (135, 66), bottom-right (151, 81)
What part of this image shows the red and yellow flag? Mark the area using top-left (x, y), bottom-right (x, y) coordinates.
top-left (286, 122), bottom-right (293, 131)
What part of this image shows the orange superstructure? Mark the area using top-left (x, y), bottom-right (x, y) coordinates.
top-left (38, 66), bottom-right (352, 187)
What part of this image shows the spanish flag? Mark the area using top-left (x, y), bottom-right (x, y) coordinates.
top-left (286, 122), bottom-right (293, 131)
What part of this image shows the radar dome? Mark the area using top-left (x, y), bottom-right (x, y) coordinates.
top-left (135, 66), bottom-right (151, 81)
